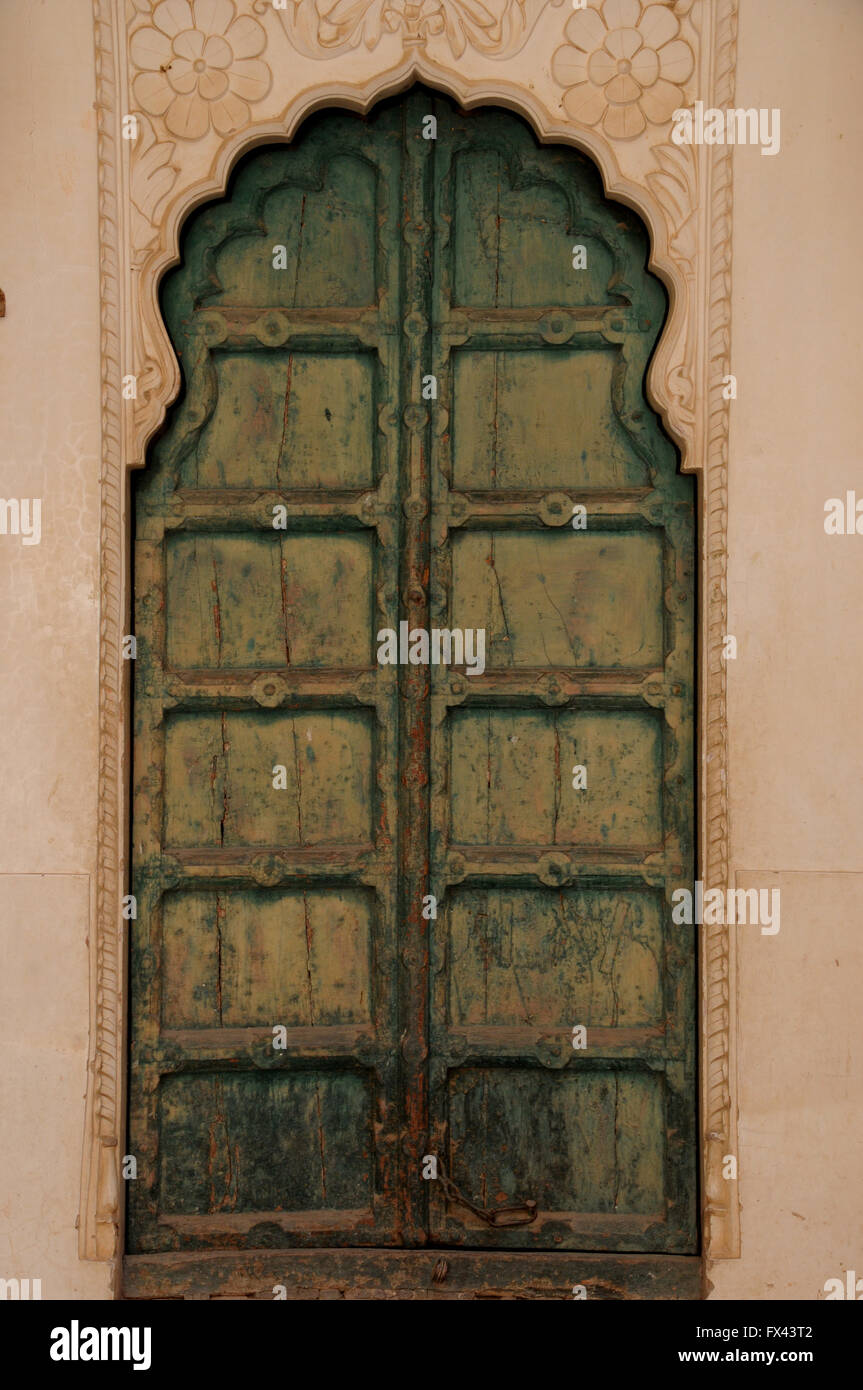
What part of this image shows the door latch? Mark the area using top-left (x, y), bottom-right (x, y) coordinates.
top-left (437, 1161), bottom-right (538, 1229)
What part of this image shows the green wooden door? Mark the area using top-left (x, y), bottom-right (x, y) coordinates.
top-left (128, 87), bottom-right (697, 1271)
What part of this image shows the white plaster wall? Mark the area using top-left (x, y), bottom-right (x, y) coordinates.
top-left (713, 0), bottom-right (863, 1299)
top-left (0, 0), bottom-right (111, 1299)
top-left (0, 0), bottom-right (860, 1301)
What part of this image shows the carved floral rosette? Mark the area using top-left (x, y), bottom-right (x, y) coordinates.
top-left (86, 0), bottom-right (738, 1272)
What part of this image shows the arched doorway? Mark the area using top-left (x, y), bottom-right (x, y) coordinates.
top-left (126, 85), bottom-right (697, 1299)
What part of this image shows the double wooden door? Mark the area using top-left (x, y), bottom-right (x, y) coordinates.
top-left (128, 87), bottom-right (697, 1279)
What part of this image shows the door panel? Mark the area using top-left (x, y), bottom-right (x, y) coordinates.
top-left (166, 532), bottom-right (374, 669)
top-left (446, 887), bottom-right (665, 1027)
top-left (427, 100), bottom-right (695, 1252)
top-left (451, 349), bottom-right (650, 489)
top-left (129, 103), bottom-right (403, 1253)
top-left (450, 530), bottom-right (666, 668)
top-left (451, 146), bottom-right (617, 308)
top-left (159, 888), bottom-right (374, 1029)
top-left (189, 353), bottom-right (379, 489)
top-left (127, 88), bottom-right (696, 1265)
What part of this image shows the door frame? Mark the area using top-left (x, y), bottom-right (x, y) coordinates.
top-left (83, 0), bottom-right (740, 1292)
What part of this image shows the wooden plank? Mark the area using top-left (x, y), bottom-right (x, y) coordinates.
top-left (211, 150), bottom-right (378, 310)
top-left (163, 710), bottom-right (374, 848)
top-left (446, 886), bottom-right (664, 1029)
top-left (124, 1250), bottom-right (702, 1301)
top-left (158, 1071), bottom-right (374, 1218)
top-left (443, 1067), bottom-right (665, 1222)
top-left (166, 533), bottom-right (374, 670)
top-left (451, 349), bottom-right (649, 491)
top-left (161, 888), bottom-right (373, 1029)
top-left (395, 87), bottom-right (434, 1244)
top-left (448, 708), bottom-right (663, 849)
top-left (450, 530), bottom-right (665, 669)
top-left (452, 136), bottom-right (617, 309)
top-left (191, 353), bottom-right (376, 490)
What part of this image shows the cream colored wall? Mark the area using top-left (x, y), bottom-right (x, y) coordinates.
top-left (0, 0), bottom-right (860, 1300)
top-left (712, 0), bottom-right (863, 1300)
top-left (0, 0), bottom-right (111, 1298)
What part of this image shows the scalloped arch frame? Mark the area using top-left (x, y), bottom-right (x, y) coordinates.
top-left (86, 0), bottom-right (738, 1285)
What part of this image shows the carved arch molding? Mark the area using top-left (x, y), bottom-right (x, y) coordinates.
top-left (86, 0), bottom-right (738, 1275)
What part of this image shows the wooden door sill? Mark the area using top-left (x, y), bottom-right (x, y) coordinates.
top-left (123, 1249), bottom-right (703, 1300)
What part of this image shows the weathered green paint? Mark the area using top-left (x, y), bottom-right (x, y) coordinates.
top-left (127, 87), bottom-right (697, 1276)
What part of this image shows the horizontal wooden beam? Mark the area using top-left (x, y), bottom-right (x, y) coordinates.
top-left (124, 1250), bottom-right (702, 1301)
